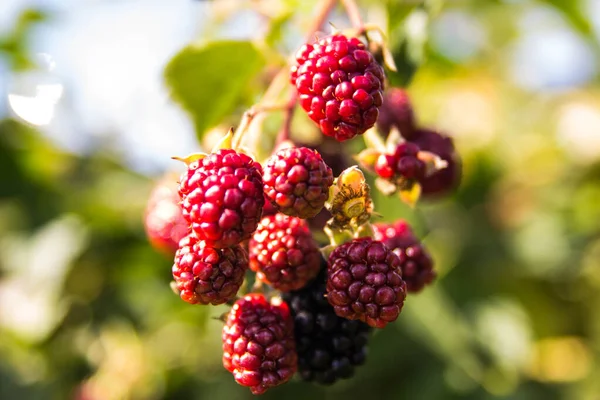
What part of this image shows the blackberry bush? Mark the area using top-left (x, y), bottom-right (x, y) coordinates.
top-left (155, 0), bottom-right (464, 394)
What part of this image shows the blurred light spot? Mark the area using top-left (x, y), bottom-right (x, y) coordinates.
top-left (437, 89), bottom-right (496, 149)
top-left (528, 337), bottom-right (592, 382)
top-left (0, 215), bottom-right (88, 341)
top-left (511, 214), bottom-right (569, 277)
top-left (8, 82), bottom-right (63, 125)
top-left (31, 0), bottom-right (200, 173)
top-left (431, 11), bottom-right (486, 62)
top-left (556, 102), bottom-right (600, 164)
top-left (581, 238), bottom-right (600, 288)
top-left (7, 53), bottom-right (63, 126)
top-left (511, 8), bottom-right (596, 90)
top-left (474, 298), bottom-right (532, 370)
top-left (489, 179), bottom-right (535, 229)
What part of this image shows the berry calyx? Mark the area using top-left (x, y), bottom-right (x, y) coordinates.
top-left (283, 266), bottom-right (372, 385)
top-left (144, 176), bottom-right (189, 255)
top-left (172, 233), bottom-right (248, 305)
top-left (373, 220), bottom-right (436, 292)
top-left (263, 146), bottom-right (334, 219)
top-left (222, 294), bottom-right (297, 395)
top-left (249, 213), bottom-right (321, 292)
top-left (178, 149), bottom-right (264, 248)
top-left (291, 34), bottom-right (385, 141)
top-left (326, 237), bottom-right (407, 328)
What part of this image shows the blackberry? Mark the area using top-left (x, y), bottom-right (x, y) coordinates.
top-left (249, 213), bottom-right (321, 292)
top-left (291, 34), bottom-right (385, 141)
top-left (409, 128), bottom-right (461, 197)
top-left (144, 175), bottom-right (189, 255)
top-left (327, 238), bottom-right (407, 328)
top-left (373, 220), bottom-right (436, 293)
top-left (172, 233), bottom-right (247, 305)
top-left (178, 149), bottom-right (264, 248)
top-left (263, 146), bottom-right (333, 219)
top-left (283, 267), bottom-right (371, 385)
top-left (376, 88), bottom-right (416, 139)
top-left (222, 294), bottom-right (297, 394)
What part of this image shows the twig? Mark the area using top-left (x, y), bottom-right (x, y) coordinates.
top-left (341, 0), bottom-right (364, 32)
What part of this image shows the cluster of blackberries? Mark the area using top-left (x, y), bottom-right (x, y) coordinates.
top-left (142, 33), bottom-right (453, 395)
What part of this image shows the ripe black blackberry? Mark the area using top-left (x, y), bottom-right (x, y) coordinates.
top-left (282, 265), bottom-right (371, 385)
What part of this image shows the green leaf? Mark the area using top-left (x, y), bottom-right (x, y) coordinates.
top-left (165, 41), bottom-right (265, 140)
top-left (387, 8), bottom-right (429, 87)
top-left (386, 0), bottom-right (416, 33)
top-left (543, 0), bottom-right (594, 38)
top-left (265, 11), bottom-right (294, 48)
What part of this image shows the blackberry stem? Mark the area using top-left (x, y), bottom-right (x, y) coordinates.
top-left (274, 92), bottom-right (297, 148)
top-left (341, 0), bottom-right (365, 32)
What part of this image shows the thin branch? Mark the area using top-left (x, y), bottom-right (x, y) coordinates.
top-left (341, 0), bottom-right (364, 32)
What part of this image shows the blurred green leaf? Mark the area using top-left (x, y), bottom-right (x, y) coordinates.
top-left (387, 7), bottom-right (429, 87)
top-left (265, 11), bottom-right (294, 48)
top-left (543, 0), bottom-right (594, 38)
top-left (165, 41), bottom-right (265, 140)
top-left (425, 0), bottom-right (445, 17)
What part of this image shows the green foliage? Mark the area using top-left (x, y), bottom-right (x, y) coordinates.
top-left (165, 41), bottom-right (265, 141)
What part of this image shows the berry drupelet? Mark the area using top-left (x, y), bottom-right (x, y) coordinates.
top-left (249, 213), bottom-right (321, 292)
top-left (172, 233), bottom-right (248, 305)
top-left (373, 220), bottom-right (436, 293)
top-left (283, 267), bottom-right (371, 385)
top-left (291, 34), bottom-right (385, 141)
top-left (326, 238), bottom-right (407, 328)
top-left (178, 149), bottom-right (264, 248)
top-left (222, 294), bottom-right (297, 395)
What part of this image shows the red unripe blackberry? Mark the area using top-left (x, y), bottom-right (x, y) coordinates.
top-left (326, 238), bottom-right (407, 328)
top-left (373, 142), bottom-right (426, 182)
top-left (172, 233), bottom-right (247, 305)
top-left (263, 147), bottom-right (333, 219)
top-left (282, 266), bottom-right (372, 385)
top-left (144, 176), bottom-right (188, 255)
top-left (222, 294), bottom-right (297, 395)
top-left (376, 88), bottom-right (416, 139)
top-left (291, 34), bottom-right (385, 141)
top-left (409, 129), bottom-right (461, 197)
top-left (373, 220), bottom-right (436, 293)
top-left (374, 154), bottom-right (395, 179)
top-left (178, 149), bottom-right (264, 248)
top-left (249, 213), bottom-right (321, 292)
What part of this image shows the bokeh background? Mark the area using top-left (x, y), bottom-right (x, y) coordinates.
top-left (1, 0), bottom-right (600, 399)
